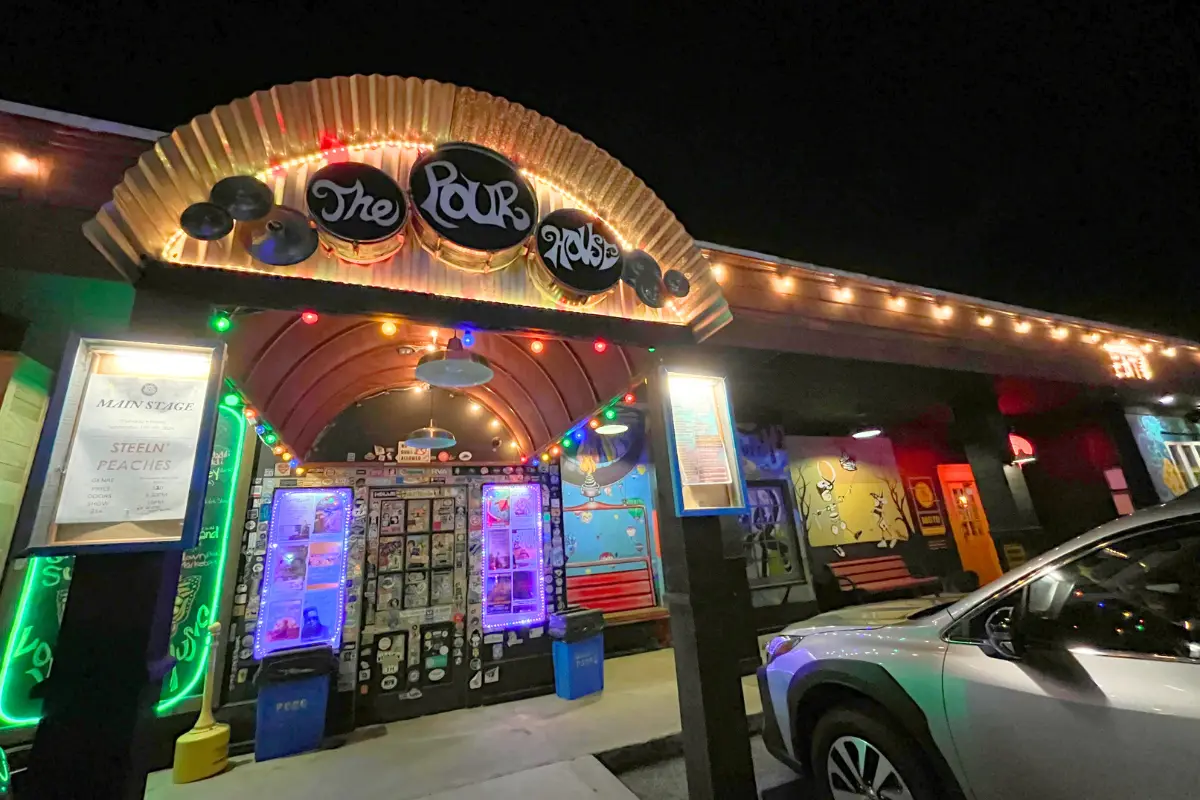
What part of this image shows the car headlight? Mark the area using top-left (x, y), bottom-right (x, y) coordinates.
top-left (765, 634), bottom-right (806, 664)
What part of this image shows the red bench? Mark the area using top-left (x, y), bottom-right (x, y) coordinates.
top-left (567, 557), bottom-right (658, 615)
top-left (827, 555), bottom-right (941, 602)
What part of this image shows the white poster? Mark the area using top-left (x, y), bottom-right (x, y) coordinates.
top-left (55, 372), bottom-right (209, 523)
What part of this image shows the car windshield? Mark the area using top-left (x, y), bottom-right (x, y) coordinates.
top-left (908, 600), bottom-right (955, 620)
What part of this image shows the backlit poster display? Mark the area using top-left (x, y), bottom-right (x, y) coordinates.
top-left (481, 484), bottom-right (545, 631)
top-left (254, 487), bottom-right (353, 659)
top-left (17, 336), bottom-right (223, 554)
top-left (661, 368), bottom-right (748, 516)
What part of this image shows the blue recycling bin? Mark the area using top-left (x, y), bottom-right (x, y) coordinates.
top-left (254, 645), bottom-right (337, 761)
top-left (550, 608), bottom-right (606, 700)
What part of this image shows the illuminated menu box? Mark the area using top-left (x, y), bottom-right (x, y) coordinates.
top-left (255, 488), bottom-right (353, 659)
top-left (662, 369), bottom-right (748, 516)
top-left (480, 484), bottom-right (545, 631)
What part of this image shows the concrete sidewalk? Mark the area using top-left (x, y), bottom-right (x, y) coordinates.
top-left (144, 648), bottom-right (761, 800)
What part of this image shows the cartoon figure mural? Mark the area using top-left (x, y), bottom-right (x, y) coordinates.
top-left (787, 435), bottom-right (911, 557)
top-left (560, 409), bottom-right (663, 613)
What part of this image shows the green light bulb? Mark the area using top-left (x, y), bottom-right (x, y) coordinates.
top-left (210, 313), bottom-right (232, 333)
top-left (222, 393), bottom-right (241, 407)
top-left (263, 432), bottom-right (278, 445)
top-left (561, 437), bottom-right (572, 448)
top-left (604, 408), bottom-right (617, 421)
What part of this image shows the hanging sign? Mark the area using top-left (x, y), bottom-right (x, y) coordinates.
top-left (532, 209), bottom-right (624, 303)
top-left (306, 162), bottom-right (408, 264)
top-left (904, 476), bottom-right (947, 536)
top-left (660, 367), bottom-right (748, 516)
top-left (408, 142), bottom-right (538, 272)
top-left (15, 335), bottom-right (224, 554)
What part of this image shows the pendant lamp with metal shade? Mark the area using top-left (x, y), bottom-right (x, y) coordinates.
top-left (404, 385), bottom-right (457, 450)
top-left (414, 334), bottom-right (493, 388)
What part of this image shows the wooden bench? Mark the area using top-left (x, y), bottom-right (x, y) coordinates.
top-left (566, 557), bottom-right (658, 616)
top-left (827, 555), bottom-right (941, 602)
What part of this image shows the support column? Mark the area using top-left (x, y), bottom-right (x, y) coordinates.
top-left (24, 286), bottom-right (213, 798)
top-left (1098, 399), bottom-right (1162, 509)
top-left (951, 377), bottom-right (1043, 570)
top-left (646, 368), bottom-right (757, 800)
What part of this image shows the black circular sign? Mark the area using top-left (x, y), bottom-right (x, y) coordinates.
top-left (409, 142), bottom-right (538, 252)
top-left (306, 162), bottom-right (407, 244)
top-left (534, 209), bottom-right (624, 296)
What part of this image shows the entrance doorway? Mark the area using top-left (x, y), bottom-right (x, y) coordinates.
top-left (937, 463), bottom-right (1004, 584)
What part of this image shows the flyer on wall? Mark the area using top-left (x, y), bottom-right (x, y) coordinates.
top-left (55, 371), bottom-right (210, 523)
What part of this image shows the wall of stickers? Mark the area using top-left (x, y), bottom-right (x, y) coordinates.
top-left (221, 455), bottom-right (565, 723)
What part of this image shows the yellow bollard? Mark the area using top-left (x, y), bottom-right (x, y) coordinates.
top-left (172, 622), bottom-right (231, 783)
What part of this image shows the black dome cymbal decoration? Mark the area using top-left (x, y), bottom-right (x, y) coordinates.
top-left (622, 250), bottom-right (666, 309)
top-left (240, 206), bottom-right (319, 267)
top-left (662, 269), bottom-right (691, 298)
top-left (179, 202), bottom-right (234, 240)
top-left (209, 176), bottom-right (274, 221)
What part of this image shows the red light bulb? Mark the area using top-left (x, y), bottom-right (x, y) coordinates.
top-left (588, 419), bottom-right (600, 429)
top-left (623, 393), bottom-right (636, 405)
top-left (593, 338), bottom-right (608, 354)
top-left (530, 339), bottom-right (545, 354)
top-left (301, 310), bottom-right (319, 325)
top-left (244, 407), bottom-right (258, 420)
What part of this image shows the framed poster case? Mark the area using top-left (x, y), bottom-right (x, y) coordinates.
top-left (15, 333), bottom-right (225, 555)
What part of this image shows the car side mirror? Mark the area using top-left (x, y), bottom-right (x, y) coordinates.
top-left (983, 606), bottom-right (1022, 660)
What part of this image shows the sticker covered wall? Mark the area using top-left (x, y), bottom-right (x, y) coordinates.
top-left (221, 459), bottom-right (564, 725)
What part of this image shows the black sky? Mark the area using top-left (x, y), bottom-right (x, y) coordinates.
top-left (4, 2), bottom-right (1198, 336)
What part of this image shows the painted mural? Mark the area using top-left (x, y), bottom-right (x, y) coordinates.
top-left (736, 425), bottom-right (807, 588)
top-left (1126, 413), bottom-right (1200, 502)
top-left (560, 409), bottom-right (663, 614)
top-left (786, 435), bottom-right (915, 557)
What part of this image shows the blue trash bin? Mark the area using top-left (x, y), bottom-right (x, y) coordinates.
top-left (549, 608), bottom-right (606, 700)
top-left (254, 645), bottom-right (337, 761)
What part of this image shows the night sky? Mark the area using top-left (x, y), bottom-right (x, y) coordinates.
top-left (4, 3), bottom-right (1198, 336)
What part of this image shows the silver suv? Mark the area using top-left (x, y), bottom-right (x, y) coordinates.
top-left (760, 492), bottom-right (1200, 800)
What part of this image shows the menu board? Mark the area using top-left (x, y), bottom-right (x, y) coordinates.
top-left (481, 484), bottom-right (545, 631)
top-left (662, 369), bottom-right (747, 515)
top-left (254, 487), bottom-right (353, 659)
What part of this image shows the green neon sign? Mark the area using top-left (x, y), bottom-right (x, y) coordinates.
top-left (0, 404), bottom-right (246, 728)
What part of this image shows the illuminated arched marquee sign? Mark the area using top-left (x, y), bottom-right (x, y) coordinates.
top-left (85, 76), bottom-right (731, 339)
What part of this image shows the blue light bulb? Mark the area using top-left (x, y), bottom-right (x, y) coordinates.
top-left (255, 424), bottom-right (266, 436)
top-left (462, 330), bottom-right (475, 347)
top-left (573, 430), bottom-right (584, 441)
top-left (289, 458), bottom-right (299, 468)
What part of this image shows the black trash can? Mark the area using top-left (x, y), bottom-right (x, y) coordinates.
top-left (253, 645), bottom-right (338, 761)
top-left (549, 607), bottom-right (606, 699)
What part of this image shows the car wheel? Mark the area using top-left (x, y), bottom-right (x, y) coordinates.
top-left (810, 701), bottom-right (941, 800)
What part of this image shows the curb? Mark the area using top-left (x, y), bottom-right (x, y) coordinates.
top-left (595, 713), bottom-right (764, 775)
